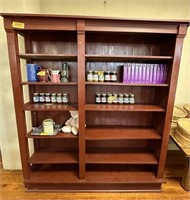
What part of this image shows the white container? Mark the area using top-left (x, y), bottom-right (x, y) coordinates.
top-left (43, 119), bottom-right (54, 134)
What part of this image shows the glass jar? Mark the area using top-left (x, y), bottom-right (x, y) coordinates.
top-left (45, 93), bottom-right (51, 103)
top-left (87, 71), bottom-right (93, 82)
top-left (124, 93), bottom-right (129, 104)
top-left (33, 93), bottom-right (39, 103)
top-left (39, 93), bottom-right (45, 103)
top-left (43, 118), bottom-right (54, 134)
top-left (93, 71), bottom-right (99, 82)
top-left (129, 93), bottom-right (135, 104)
top-left (62, 93), bottom-right (69, 104)
top-left (118, 93), bottom-right (124, 104)
top-left (111, 71), bottom-right (117, 82)
top-left (98, 71), bottom-right (104, 82)
top-left (51, 93), bottom-right (56, 103)
top-left (107, 93), bottom-right (113, 104)
top-left (95, 93), bottom-right (101, 104)
top-left (56, 93), bottom-right (62, 103)
top-left (104, 71), bottom-right (111, 82)
top-left (101, 93), bottom-right (107, 104)
top-left (112, 93), bottom-right (118, 104)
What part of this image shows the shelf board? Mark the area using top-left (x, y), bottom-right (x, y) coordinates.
top-left (21, 81), bottom-right (77, 85)
top-left (85, 54), bottom-right (173, 62)
top-left (85, 127), bottom-right (161, 140)
top-left (27, 131), bottom-right (77, 139)
top-left (18, 53), bottom-right (77, 61)
top-left (86, 148), bottom-right (158, 164)
top-left (23, 102), bottom-right (77, 111)
top-left (85, 82), bottom-right (169, 87)
top-left (85, 104), bottom-right (165, 112)
top-left (26, 166), bottom-right (162, 184)
top-left (29, 149), bottom-right (78, 164)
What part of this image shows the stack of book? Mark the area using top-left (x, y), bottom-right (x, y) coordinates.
top-left (123, 63), bottom-right (167, 84)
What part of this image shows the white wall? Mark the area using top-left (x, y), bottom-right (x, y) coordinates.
top-left (0, 0), bottom-right (189, 169)
top-left (0, 0), bottom-right (40, 169)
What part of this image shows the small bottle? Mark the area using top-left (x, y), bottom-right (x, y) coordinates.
top-left (39, 93), bottom-right (45, 103)
top-left (87, 71), bottom-right (93, 82)
top-left (124, 93), bottom-right (130, 104)
top-left (93, 71), bottom-right (99, 82)
top-left (95, 93), bottom-right (101, 104)
top-left (112, 93), bottom-right (118, 104)
top-left (111, 71), bottom-right (117, 82)
top-left (33, 93), bottom-right (39, 103)
top-left (129, 93), bottom-right (135, 104)
top-left (51, 93), bottom-right (57, 103)
top-left (62, 93), bottom-right (69, 104)
top-left (56, 93), bottom-right (62, 103)
top-left (118, 93), bottom-right (124, 104)
top-left (45, 93), bottom-right (51, 103)
top-left (107, 93), bottom-right (113, 104)
top-left (101, 93), bottom-right (107, 104)
top-left (104, 71), bottom-right (111, 82)
top-left (98, 71), bottom-right (104, 82)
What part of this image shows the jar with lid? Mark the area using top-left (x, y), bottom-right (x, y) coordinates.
top-left (51, 93), bottom-right (56, 103)
top-left (43, 118), bottom-right (54, 134)
top-left (39, 93), bottom-right (45, 103)
top-left (111, 71), bottom-right (117, 82)
top-left (93, 71), bottom-right (99, 82)
top-left (101, 93), bottom-right (107, 104)
top-left (107, 93), bottom-right (113, 104)
top-left (112, 93), bottom-right (118, 104)
top-left (62, 93), bottom-right (69, 104)
top-left (104, 71), bottom-right (111, 82)
top-left (129, 93), bottom-right (135, 104)
top-left (56, 93), bottom-right (62, 103)
top-left (98, 71), bottom-right (104, 82)
top-left (87, 71), bottom-right (93, 82)
top-left (33, 93), bottom-right (39, 103)
top-left (118, 93), bottom-right (124, 104)
top-left (124, 93), bottom-right (129, 104)
top-left (95, 93), bottom-right (101, 104)
top-left (45, 93), bottom-right (51, 103)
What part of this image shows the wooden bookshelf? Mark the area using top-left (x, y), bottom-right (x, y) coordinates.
top-left (2, 13), bottom-right (189, 192)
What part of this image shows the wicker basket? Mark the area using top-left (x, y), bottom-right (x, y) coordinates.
top-left (177, 118), bottom-right (190, 139)
top-left (183, 104), bottom-right (190, 118)
top-left (172, 106), bottom-right (187, 122)
top-left (175, 129), bottom-right (190, 147)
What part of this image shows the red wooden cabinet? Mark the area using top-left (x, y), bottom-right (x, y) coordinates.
top-left (1, 13), bottom-right (189, 192)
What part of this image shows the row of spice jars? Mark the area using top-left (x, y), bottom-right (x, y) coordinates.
top-left (87, 70), bottom-right (117, 82)
top-left (33, 92), bottom-right (69, 104)
top-left (95, 93), bottom-right (135, 104)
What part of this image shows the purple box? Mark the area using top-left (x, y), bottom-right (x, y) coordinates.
top-left (142, 64), bottom-right (146, 83)
top-left (131, 63), bottom-right (135, 83)
top-left (134, 63), bottom-right (139, 83)
top-left (123, 63), bottom-right (132, 83)
top-left (138, 63), bottom-right (143, 83)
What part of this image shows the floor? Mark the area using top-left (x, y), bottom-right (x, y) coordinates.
top-left (0, 151), bottom-right (190, 200)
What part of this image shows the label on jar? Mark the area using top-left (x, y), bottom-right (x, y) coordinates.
top-left (87, 72), bottom-right (93, 82)
top-left (101, 95), bottom-right (107, 103)
top-left (93, 73), bottom-right (98, 82)
top-left (62, 95), bottom-right (69, 103)
top-left (96, 96), bottom-right (101, 103)
top-left (33, 96), bottom-right (39, 103)
top-left (45, 96), bottom-right (51, 103)
top-left (39, 95), bottom-right (45, 102)
top-left (124, 97), bottom-right (129, 104)
top-left (104, 72), bottom-right (111, 81)
top-left (51, 95), bottom-right (56, 103)
top-left (111, 72), bottom-right (117, 82)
